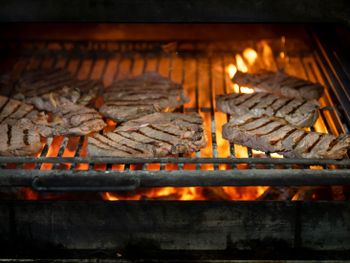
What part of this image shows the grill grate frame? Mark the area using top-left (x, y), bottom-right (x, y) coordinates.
top-left (0, 39), bottom-right (350, 192)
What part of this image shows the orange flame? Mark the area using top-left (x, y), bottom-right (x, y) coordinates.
top-left (240, 87), bottom-right (254, 94)
top-left (232, 83), bottom-right (240, 93)
top-left (243, 48), bottom-right (258, 66)
top-left (227, 64), bottom-right (237, 79)
top-left (260, 41), bottom-right (275, 70)
top-left (235, 54), bottom-right (248, 73)
top-left (271, 153), bottom-right (283, 158)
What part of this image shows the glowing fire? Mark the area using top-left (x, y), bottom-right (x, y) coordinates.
top-left (232, 84), bottom-right (240, 93)
top-left (240, 87), bottom-right (254, 94)
top-left (102, 185), bottom-right (267, 201)
top-left (271, 153), bottom-right (283, 158)
top-left (235, 54), bottom-right (248, 73)
top-left (243, 48), bottom-right (258, 66)
top-left (227, 64), bottom-right (237, 79)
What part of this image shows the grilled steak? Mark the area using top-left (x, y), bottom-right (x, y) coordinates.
top-left (30, 95), bottom-right (106, 136)
top-left (8, 69), bottom-right (102, 106)
top-left (88, 112), bottom-right (207, 157)
top-left (232, 71), bottom-right (324, 100)
top-left (0, 95), bottom-right (53, 137)
top-left (216, 92), bottom-right (319, 128)
top-left (222, 113), bottom-right (350, 159)
top-left (99, 72), bottom-right (188, 122)
top-left (0, 123), bottom-right (42, 156)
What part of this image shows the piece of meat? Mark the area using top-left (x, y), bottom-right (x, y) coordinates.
top-left (222, 113), bottom-right (350, 159)
top-left (88, 112), bottom-right (207, 157)
top-left (232, 70), bottom-right (324, 100)
top-left (0, 123), bottom-right (42, 156)
top-left (99, 72), bottom-right (188, 122)
top-left (5, 68), bottom-right (102, 106)
top-left (30, 95), bottom-right (106, 136)
top-left (0, 95), bottom-right (53, 137)
top-left (216, 92), bottom-right (319, 127)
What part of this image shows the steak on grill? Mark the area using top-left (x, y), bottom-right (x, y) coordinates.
top-left (0, 123), bottom-right (42, 156)
top-left (6, 69), bottom-right (102, 106)
top-left (99, 72), bottom-right (188, 122)
top-left (30, 95), bottom-right (106, 136)
top-left (222, 113), bottom-right (350, 159)
top-left (216, 92), bottom-right (319, 128)
top-left (232, 71), bottom-right (324, 100)
top-left (0, 95), bottom-right (53, 137)
top-left (88, 112), bottom-right (207, 157)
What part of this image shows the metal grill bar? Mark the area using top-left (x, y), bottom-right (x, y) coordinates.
top-left (1, 156), bottom-right (350, 165)
top-left (1, 169), bottom-right (350, 191)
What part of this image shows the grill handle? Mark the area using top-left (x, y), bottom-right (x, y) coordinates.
top-left (31, 175), bottom-right (140, 192)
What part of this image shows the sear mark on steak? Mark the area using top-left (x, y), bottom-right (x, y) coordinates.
top-left (88, 112), bottom-right (207, 157)
top-left (2, 68), bottom-right (102, 106)
top-left (0, 123), bottom-right (42, 156)
top-left (99, 72), bottom-right (188, 122)
top-left (222, 113), bottom-right (350, 159)
top-left (232, 70), bottom-right (324, 100)
top-left (0, 95), bottom-right (53, 137)
top-left (216, 92), bottom-right (319, 128)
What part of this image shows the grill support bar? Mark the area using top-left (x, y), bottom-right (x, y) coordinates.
top-left (1, 156), bottom-right (350, 165)
top-left (0, 169), bottom-right (350, 191)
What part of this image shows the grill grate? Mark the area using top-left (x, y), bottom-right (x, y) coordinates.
top-left (0, 39), bottom-right (350, 195)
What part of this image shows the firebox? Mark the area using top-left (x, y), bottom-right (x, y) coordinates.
top-left (0, 10), bottom-right (350, 262)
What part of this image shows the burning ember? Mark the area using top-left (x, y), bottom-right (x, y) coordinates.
top-left (235, 54), bottom-right (248, 73)
top-left (227, 64), bottom-right (237, 79)
top-left (243, 48), bottom-right (258, 65)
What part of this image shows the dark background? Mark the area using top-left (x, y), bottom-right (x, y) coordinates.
top-left (0, 0), bottom-right (349, 24)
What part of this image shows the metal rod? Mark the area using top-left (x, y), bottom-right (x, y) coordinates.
top-left (311, 29), bottom-right (350, 126)
top-left (1, 156), bottom-right (350, 165)
top-left (208, 55), bottom-right (219, 170)
top-left (1, 169), bottom-right (350, 190)
top-left (221, 54), bottom-right (236, 165)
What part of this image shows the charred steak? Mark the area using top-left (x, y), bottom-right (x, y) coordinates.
top-left (232, 71), bottom-right (324, 100)
top-left (88, 112), bottom-right (207, 157)
top-left (7, 69), bottom-right (102, 106)
top-left (216, 92), bottom-right (319, 128)
top-left (0, 95), bottom-right (53, 137)
top-left (30, 95), bottom-right (106, 136)
top-left (99, 72), bottom-right (188, 122)
top-left (0, 123), bottom-right (42, 156)
top-left (222, 113), bottom-right (350, 159)
top-left (0, 95), bottom-right (44, 156)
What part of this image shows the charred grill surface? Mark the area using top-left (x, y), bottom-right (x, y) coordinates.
top-left (88, 112), bottom-right (207, 157)
top-left (216, 92), bottom-right (319, 128)
top-left (222, 113), bottom-right (350, 159)
top-left (232, 70), bottom-right (324, 100)
top-left (99, 72), bottom-right (188, 122)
